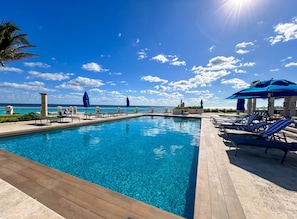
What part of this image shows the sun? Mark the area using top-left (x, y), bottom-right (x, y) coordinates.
top-left (228, 0), bottom-right (253, 10)
top-left (230, 0), bottom-right (249, 6)
top-left (221, 0), bottom-right (254, 22)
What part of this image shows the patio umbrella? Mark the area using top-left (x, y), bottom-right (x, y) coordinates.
top-left (200, 99), bottom-right (203, 108)
top-left (226, 79), bottom-right (297, 99)
top-left (83, 91), bottom-right (90, 111)
top-left (236, 99), bottom-right (245, 111)
top-left (227, 79), bottom-right (297, 116)
top-left (125, 97), bottom-right (130, 114)
top-left (126, 97), bottom-right (130, 107)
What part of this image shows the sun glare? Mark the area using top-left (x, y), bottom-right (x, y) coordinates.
top-left (227, 0), bottom-right (250, 10)
top-left (220, 0), bottom-right (255, 25)
top-left (230, 0), bottom-right (248, 6)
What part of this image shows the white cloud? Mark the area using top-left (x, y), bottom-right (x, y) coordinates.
top-left (0, 66), bottom-right (23, 73)
top-left (24, 62), bottom-right (51, 68)
top-left (152, 54), bottom-right (186, 66)
top-left (235, 42), bottom-right (255, 54)
top-left (56, 76), bottom-right (104, 91)
top-left (168, 70), bottom-right (229, 92)
top-left (236, 49), bottom-right (248, 54)
top-left (270, 68), bottom-right (280, 72)
top-left (234, 69), bottom-right (246, 73)
top-left (140, 89), bottom-right (160, 95)
top-left (235, 42), bottom-right (254, 49)
top-left (169, 80), bottom-right (193, 91)
top-left (152, 54), bottom-right (169, 63)
top-left (281, 56), bottom-right (293, 63)
top-left (221, 78), bottom-right (250, 89)
top-left (110, 91), bottom-right (121, 95)
top-left (141, 75), bottom-right (168, 84)
top-left (28, 71), bottom-right (72, 81)
top-left (82, 62), bottom-right (108, 72)
top-left (0, 81), bottom-right (55, 91)
top-left (285, 62), bottom-right (297, 67)
top-left (137, 48), bottom-right (148, 60)
top-left (269, 17), bottom-right (297, 45)
top-left (106, 81), bottom-right (116, 86)
top-left (154, 85), bottom-right (170, 91)
top-left (150, 56), bottom-right (254, 95)
top-left (189, 70), bottom-right (230, 87)
top-left (209, 45), bottom-right (215, 53)
top-left (240, 62), bottom-right (256, 67)
top-left (90, 88), bottom-right (105, 93)
top-left (192, 56), bottom-right (239, 72)
top-left (125, 89), bottom-right (137, 93)
top-left (170, 57), bottom-right (186, 66)
top-left (175, 56), bottom-right (239, 91)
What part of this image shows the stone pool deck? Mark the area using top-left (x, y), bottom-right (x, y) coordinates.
top-left (0, 113), bottom-right (297, 218)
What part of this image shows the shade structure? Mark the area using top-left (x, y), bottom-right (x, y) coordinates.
top-left (83, 91), bottom-right (90, 107)
top-left (200, 99), bottom-right (203, 108)
top-left (236, 99), bottom-right (245, 111)
top-left (227, 79), bottom-right (297, 99)
top-left (126, 97), bottom-right (130, 107)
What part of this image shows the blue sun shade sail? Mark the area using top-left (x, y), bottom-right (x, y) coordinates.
top-left (227, 79), bottom-right (297, 99)
top-left (83, 91), bottom-right (90, 107)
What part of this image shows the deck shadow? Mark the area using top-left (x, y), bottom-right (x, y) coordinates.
top-left (225, 145), bottom-right (297, 191)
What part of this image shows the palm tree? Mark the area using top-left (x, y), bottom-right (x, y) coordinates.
top-left (0, 21), bottom-right (37, 66)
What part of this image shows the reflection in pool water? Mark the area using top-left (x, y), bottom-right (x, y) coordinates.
top-left (0, 116), bottom-right (200, 218)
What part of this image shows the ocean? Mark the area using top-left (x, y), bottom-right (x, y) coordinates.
top-left (0, 103), bottom-right (173, 115)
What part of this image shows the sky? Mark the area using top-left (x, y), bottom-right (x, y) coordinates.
top-left (1, 0), bottom-right (297, 108)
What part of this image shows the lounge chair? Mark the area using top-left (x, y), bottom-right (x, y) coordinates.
top-left (228, 135), bottom-right (297, 164)
top-left (211, 114), bottom-right (247, 127)
top-left (58, 111), bottom-right (80, 122)
top-left (223, 119), bottom-right (295, 142)
top-left (218, 113), bottom-right (259, 133)
top-left (220, 120), bottom-right (268, 140)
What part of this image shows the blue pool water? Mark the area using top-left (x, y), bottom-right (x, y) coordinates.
top-left (0, 116), bottom-right (200, 218)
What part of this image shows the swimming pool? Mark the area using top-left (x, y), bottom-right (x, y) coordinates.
top-left (0, 116), bottom-right (200, 218)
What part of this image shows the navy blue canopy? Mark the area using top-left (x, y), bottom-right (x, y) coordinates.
top-left (236, 99), bottom-right (245, 111)
top-left (126, 97), bottom-right (130, 107)
top-left (227, 79), bottom-right (297, 99)
top-left (83, 91), bottom-right (90, 107)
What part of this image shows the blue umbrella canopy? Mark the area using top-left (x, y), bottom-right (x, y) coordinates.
top-left (227, 79), bottom-right (297, 99)
top-left (126, 97), bottom-right (130, 107)
top-left (83, 91), bottom-right (90, 107)
top-left (236, 99), bottom-right (245, 111)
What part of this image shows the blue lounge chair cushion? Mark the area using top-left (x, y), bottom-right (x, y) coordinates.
top-left (228, 135), bottom-right (297, 164)
top-left (224, 119), bottom-right (295, 141)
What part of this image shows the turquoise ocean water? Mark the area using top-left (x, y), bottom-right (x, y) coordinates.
top-left (0, 103), bottom-right (173, 115)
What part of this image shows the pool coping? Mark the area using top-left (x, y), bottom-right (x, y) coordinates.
top-left (0, 113), bottom-right (246, 218)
